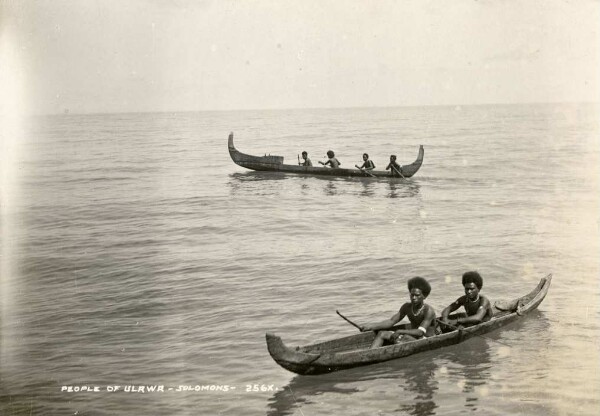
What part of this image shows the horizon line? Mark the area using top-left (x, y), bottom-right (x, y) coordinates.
top-left (25, 100), bottom-right (600, 117)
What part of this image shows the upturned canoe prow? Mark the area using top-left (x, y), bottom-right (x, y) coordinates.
top-left (228, 132), bottom-right (424, 178)
top-left (266, 333), bottom-right (321, 370)
top-left (519, 273), bottom-right (552, 314)
top-left (228, 132), bottom-right (285, 169)
top-left (228, 132), bottom-right (234, 153)
top-left (399, 145), bottom-right (425, 177)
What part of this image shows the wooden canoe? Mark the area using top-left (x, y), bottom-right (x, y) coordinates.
top-left (228, 133), bottom-right (424, 178)
top-left (266, 274), bottom-right (552, 375)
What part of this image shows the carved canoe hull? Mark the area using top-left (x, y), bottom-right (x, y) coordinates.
top-left (267, 274), bottom-right (552, 375)
top-left (228, 133), bottom-right (424, 178)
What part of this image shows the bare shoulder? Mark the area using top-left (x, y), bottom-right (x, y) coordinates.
top-left (480, 295), bottom-right (492, 307)
top-left (454, 295), bottom-right (467, 306)
top-left (425, 304), bottom-right (436, 318)
top-left (399, 302), bottom-right (411, 313)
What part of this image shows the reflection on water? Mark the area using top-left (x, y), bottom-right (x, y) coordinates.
top-left (228, 171), bottom-right (422, 200)
top-left (358, 180), bottom-right (375, 197)
top-left (229, 170), bottom-right (293, 184)
top-left (323, 180), bottom-right (338, 196)
top-left (437, 337), bottom-right (492, 412)
top-left (228, 171), bottom-right (292, 184)
top-left (267, 379), bottom-right (360, 416)
top-left (267, 352), bottom-right (440, 416)
top-left (388, 181), bottom-right (421, 199)
top-left (394, 358), bottom-right (439, 416)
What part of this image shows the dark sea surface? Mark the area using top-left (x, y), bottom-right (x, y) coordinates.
top-left (1, 103), bottom-right (598, 415)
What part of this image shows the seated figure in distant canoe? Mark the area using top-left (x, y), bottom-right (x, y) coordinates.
top-left (318, 150), bottom-right (341, 168)
top-left (440, 271), bottom-right (493, 330)
top-left (360, 277), bottom-right (437, 348)
top-left (358, 153), bottom-right (375, 171)
top-left (298, 151), bottom-right (313, 166)
top-left (386, 155), bottom-right (403, 177)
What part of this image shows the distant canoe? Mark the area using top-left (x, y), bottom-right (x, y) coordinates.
top-left (228, 133), bottom-right (424, 178)
top-left (266, 274), bottom-right (552, 375)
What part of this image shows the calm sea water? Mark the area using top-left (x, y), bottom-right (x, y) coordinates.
top-left (1, 104), bottom-right (599, 415)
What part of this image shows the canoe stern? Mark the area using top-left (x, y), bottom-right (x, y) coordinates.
top-left (266, 333), bottom-right (321, 375)
top-left (228, 133), bottom-right (285, 170)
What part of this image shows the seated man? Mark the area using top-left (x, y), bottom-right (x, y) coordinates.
top-left (441, 271), bottom-right (493, 329)
top-left (360, 277), bottom-right (436, 348)
top-left (385, 155), bottom-right (403, 177)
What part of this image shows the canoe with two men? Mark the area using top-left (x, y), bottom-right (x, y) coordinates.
top-left (359, 271), bottom-right (493, 349)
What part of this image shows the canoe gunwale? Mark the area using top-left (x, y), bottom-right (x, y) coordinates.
top-left (266, 274), bottom-right (552, 375)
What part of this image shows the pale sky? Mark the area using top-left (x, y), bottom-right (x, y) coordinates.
top-left (1, 0), bottom-right (599, 114)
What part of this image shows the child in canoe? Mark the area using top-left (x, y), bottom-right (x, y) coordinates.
top-left (360, 277), bottom-right (437, 348)
top-left (358, 153), bottom-right (375, 171)
top-left (319, 150), bottom-right (341, 168)
top-left (298, 151), bottom-right (312, 166)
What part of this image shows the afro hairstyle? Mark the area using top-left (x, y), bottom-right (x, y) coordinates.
top-left (462, 271), bottom-right (483, 290)
top-left (407, 276), bottom-right (431, 298)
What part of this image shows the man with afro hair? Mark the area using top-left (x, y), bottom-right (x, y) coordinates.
top-left (360, 276), bottom-right (437, 348)
top-left (441, 271), bottom-right (493, 329)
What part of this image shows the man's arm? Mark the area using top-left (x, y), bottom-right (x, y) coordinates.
top-left (361, 309), bottom-right (404, 332)
top-left (456, 297), bottom-right (491, 325)
top-left (441, 299), bottom-right (462, 322)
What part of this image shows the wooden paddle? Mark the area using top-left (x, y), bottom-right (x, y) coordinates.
top-left (337, 312), bottom-right (510, 347)
top-left (436, 319), bottom-right (510, 347)
top-left (298, 154), bottom-right (301, 166)
top-left (391, 164), bottom-right (405, 179)
top-left (355, 165), bottom-right (375, 177)
top-left (336, 310), bottom-right (364, 331)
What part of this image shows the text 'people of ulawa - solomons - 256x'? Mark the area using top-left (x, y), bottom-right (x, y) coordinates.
top-left (60, 384), bottom-right (281, 393)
